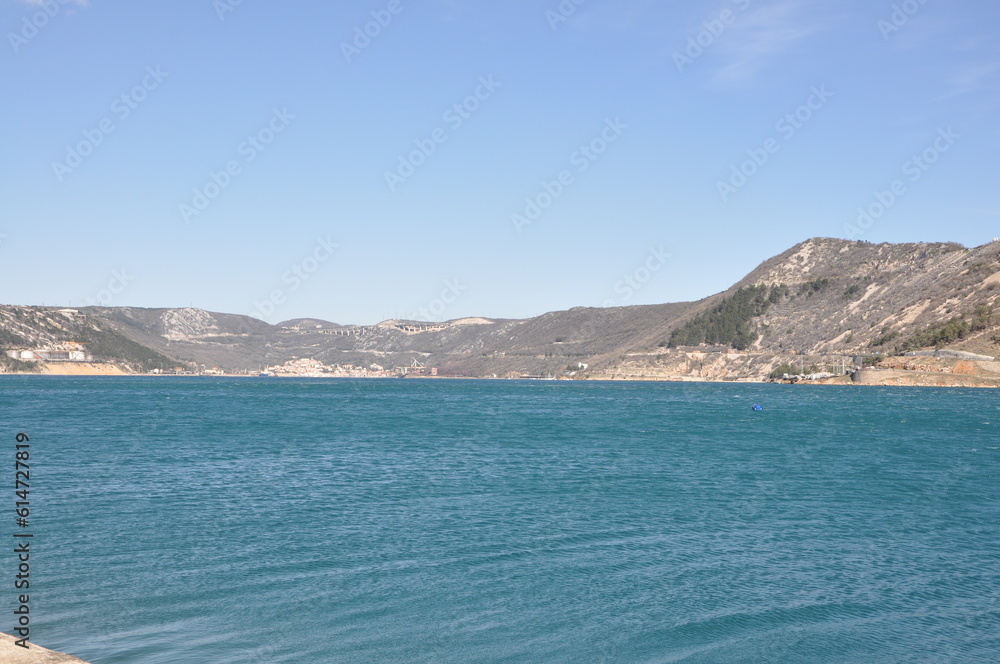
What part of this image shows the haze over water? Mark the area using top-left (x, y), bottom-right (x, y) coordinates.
top-left (5, 377), bottom-right (999, 663)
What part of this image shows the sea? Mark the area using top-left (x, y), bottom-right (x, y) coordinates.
top-left (1, 376), bottom-right (998, 663)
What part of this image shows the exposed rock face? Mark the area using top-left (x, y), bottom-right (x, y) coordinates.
top-left (1, 238), bottom-right (998, 381)
top-left (730, 237), bottom-right (999, 355)
top-left (0, 307), bottom-right (95, 351)
top-left (159, 307), bottom-right (221, 340)
top-left (0, 306), bottom-right (172, 373)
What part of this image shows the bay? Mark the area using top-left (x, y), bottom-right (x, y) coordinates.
top-left (2, 377), bottom-right (998, 663)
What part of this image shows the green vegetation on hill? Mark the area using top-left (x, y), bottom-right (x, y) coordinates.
top-left (663, 285), bottom-right (784, 351)
top-left (1, 238), bottom-right (997, 379)
top-left (0, 327), bottom-right (31, 347)
top-left (75, 326), bottom-right (175, 372)
top-left (895, 305), bottom-right (994, 352)
top-left (0, 317), bottom-right (40, 372)
top-left (768, 363), bottom-right (798, 379)
top-left (843, 284), bottom-right (862, 299)
top-left (0, 306), bottom-right (179, 373)
top-left (869, 327), bottom-right (901, 347)
top-left (798, 278), bottom-right (832, 296)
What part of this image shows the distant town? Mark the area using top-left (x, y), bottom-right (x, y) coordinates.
top-left (188, 356), bottom-right (439, 379)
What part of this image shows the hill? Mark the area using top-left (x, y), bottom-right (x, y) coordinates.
top-left (600, 238), bottom-right (1000, 383)
top-left (2, 238), bottom-right (999, 383)
top-left (0, 306), bottom-right (173, 373)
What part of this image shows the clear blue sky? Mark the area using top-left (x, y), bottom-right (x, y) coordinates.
top-left (2, 0), bottom-right (998, 325)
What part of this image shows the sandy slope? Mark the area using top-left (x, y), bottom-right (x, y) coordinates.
top-left (38, 363), bottom-right (128, 376)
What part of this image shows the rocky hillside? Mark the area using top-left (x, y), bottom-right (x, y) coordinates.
top-left (2, 238), bottom-right (999, 381)
top-left (599, 238), bottom-right (1000, 382)
top-left (0, 306), bottom-right (173, 373)
top-left (736, 238), bottom-right (999, 356)
top-left (62, 303), bottom-right (693, 378)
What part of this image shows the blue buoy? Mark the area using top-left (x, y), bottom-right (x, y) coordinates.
top-left (752, 403), bottom-right (763, 411)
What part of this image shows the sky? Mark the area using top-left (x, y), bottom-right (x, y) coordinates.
top-left (2, 0), bottom-right (999, 325)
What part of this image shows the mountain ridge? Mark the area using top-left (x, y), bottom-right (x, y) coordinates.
top-left (3, 238), bottom-right (999, 384)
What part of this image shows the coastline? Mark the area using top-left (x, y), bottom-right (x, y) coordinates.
top-left (34, 362), bottom-right (129, 376)
top-left (3, 365), bottom-right (999, 388)
top-left (0, 634), bottom-right (91, 663)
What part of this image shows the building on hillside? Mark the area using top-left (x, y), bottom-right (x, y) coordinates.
top-left (5, 348), bottom-right (93, 362)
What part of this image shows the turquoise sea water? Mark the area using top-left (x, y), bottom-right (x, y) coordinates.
top-left (1, 377), bottom-right (998, 663)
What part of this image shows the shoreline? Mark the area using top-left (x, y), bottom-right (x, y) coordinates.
top-left (2, 369), bottom-right (999, 388)
top-left (0, 634), bottom-right (91, 663)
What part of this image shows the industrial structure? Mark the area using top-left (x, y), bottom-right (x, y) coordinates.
top-left (5, 343), bottom-right (93, 362)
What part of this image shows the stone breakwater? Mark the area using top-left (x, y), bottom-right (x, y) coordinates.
top-left (0, 633), bottom-right (91, 663)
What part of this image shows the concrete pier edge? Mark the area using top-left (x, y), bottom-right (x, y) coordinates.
top-left (0, 633), bottom-right (92, 663)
